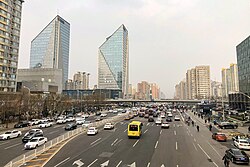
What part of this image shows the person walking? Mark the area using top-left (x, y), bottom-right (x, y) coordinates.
top-left (209, 124), bottom-right (212, 131)
top-left (196, 125), bottom-right (200, 132)
top-left (222, 155), bottom-right (230, 167)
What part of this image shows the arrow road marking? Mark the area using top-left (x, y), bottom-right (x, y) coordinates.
top-left (100, 160), bottom-right (109, 167)
top-left (128, 162), bottom-right (136, 167)
top-left (72, 159), bottom-right (84, 167)
top-left (161, 165), bottom-right (165, 167)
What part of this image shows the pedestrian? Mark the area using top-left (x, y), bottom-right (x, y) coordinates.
top-left (196, 125), bottom-right (199, 132)
top-left (209, 124), bottom-right (212, 131)
top-left (222, 155), bottom-right (230, 167)
top-left (248, 126), bottom-right (250, 133)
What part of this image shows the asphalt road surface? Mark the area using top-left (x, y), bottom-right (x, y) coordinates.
top-left (44, 111), bottom-right (248, 167)
top-left (0, 112), bottom-right (115, 166)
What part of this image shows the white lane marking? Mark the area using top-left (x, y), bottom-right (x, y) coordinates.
top-left (147, 162), bottom-right (150, 167)
top-left (177, 165), bottom-right (179, 167)
top-left (54, 157), bottom-right (70, 167)
top-left (186, 131), bottom-right (190, 136)
top-left (212, 162), bottom-right (219, 167)
top-left (147, 123), bottom-right (150, 126)
top-left (207, 141), bottom-right (223, 158)
top-left (114, 139), bottom-right (123, 146)
top-left (151, 123), bottom-right (154, 126)
top-left (87, 159), bottom-right (98, 167)
top-left (197, 144), bottom-right (211, 159)
top-left (155, 141), bottom-right (159, 149)
top-left (90, 138), bottom-right (101, 145)
top-left (116, 160), bottom-right (122, 167)
top-left (194, 138), bottom-right (196, 142)
top-left (174, 130), bottom-right (176, 135)
top-left (176, 142), bottom-right (178, 150)
top-left (190, 133), bottom-right (193, 137)
top-left (193, 142), bottom-right (198, 151)
top-left (144, 129), bottom-right (148, 134)
top-left (5, 143), bottom-right (22, 149)
top-left (111, 138), bottom-right (118, 146)
top-left (49, 130), bottom-right (59, 134)
top-left (133, 140), bottom-right (140, 147)
top-left (0, 141), bottom-right (10, 146)
top-left (124, 129), bottom-right (127, 132)
top-left (160, 130), bottom-right (162, 135)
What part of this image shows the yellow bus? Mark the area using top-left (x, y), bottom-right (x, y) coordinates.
top-left (127, 121), bottom-right (143, 138)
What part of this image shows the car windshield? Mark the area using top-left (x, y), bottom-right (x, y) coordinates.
top-left (240, 141), bottom-right (249, 144)
top-left (89, 128), bottom-right (95, 130)
top-left (233, 150), bottom-right (244, 155)
top-left (30, 139), bottom-right (38, 142)
top-left (5, 132), bottom-right (11, 134)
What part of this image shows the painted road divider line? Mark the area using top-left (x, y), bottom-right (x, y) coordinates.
top-left (90, 138), bottom-right (101, 145)
top-left (54, 157), bottom-right (70, 167)
top-left (133, 140), bottom-right (139, 147)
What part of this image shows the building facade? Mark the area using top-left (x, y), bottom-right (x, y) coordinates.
top-left (136, 81), bottom-right (150, 100)
top-left (210, 81), bottom-right (222, 99)
top-left (29, 15), bottom-right (70, 87)
top-left (174, 80), bottom-right (186, 100)
top-left (17, 68), bottom-right (63, 93)
top-left (98, 24), bottom-right (129, 98)
top-left (73, 72), bottom-right (90, 90)
top-left (221, 64), bottom-right (239, 98)
top-left (150, 83), bottom-right (160, 100)
top-left (184, 66), bottom-right (210, 99)
top-left (0, 0), bottom-right (24, 92)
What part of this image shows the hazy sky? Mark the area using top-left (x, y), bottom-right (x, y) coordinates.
top-left (18, 0), bottom-right (250, 98)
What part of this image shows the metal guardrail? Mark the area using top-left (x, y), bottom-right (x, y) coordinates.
top-left (4, 114), bottom-right (126, 167)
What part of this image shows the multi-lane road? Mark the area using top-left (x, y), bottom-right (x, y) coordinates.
top-left (43, 110), bottom-right (249, 167)
top-left (0, 112), bottom-right (116, 167)
top-left (1, 109), bottom-right (250, 167)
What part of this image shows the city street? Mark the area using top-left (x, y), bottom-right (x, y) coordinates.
top-left (44, 111), bottom-right (247, 167)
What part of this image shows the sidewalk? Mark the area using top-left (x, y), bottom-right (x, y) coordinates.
top-left (187, 110), bottom-right (250, 137)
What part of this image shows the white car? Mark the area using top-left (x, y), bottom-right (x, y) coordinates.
top-left (155, 119), bottom-right (162, 125)
top-left (25, 129), bottom-right (43, 136)
top-left (82, 121), bottom-right (92, 128)
top-left (160, 114), bottom-right (165, 118)
top-left (0, 130), bottom-right (22, 140)
top-left (234, 139), bottom-right (250, 150)
top-left (174, 115), bottom-right (181, 121)
top-left (108, 110), bottom-right (113, 113)
top-left (113, 110), bottom-right (118, 114)
top-left (100, 113), bottom-right (107, 117)
top-left (104, 123), bottom-right (114, 130)
top-left (65, 117), bottom-right (75, 122)
top-left (56, 119), bottom-right (66, 124)
top-left (39, 121), bottom-right (53, 128)
top-left (87, 127), bottom-right (98, 135)
top-left (82, 114), bottom-right (89, 118)
top-left (24, 137), bottom-right (48, 149)
top-left (29, 119), bottom-right (40, 126)
top-left (76, 118), bottom-right (85, 125)
top-left (168, 113), bottom-right (173, 117)
top-left (161, 122), bottom-right (170, 129)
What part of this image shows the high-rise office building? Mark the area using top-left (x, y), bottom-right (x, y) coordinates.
top-left (98, 24), bottom-right (129, 98)
top-left (73, 72), bottom-right (90, 90)
top-left (150, 83), bottom-right (160, 100)
top-left (183, 66), bottom-right (210, 99)
top-left (174, 80), bottom-right (186, 100)
top-left (30, 15), bottom-right (70, 86)
top-left (136, 81), bottom-right (150, 100)
top-left (221, 64), bottom-right (239, 98)
top-left (0, 0), bottom-right (24, 92)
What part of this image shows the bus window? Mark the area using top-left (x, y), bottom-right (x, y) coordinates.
top-left (129, 125), bottom-right (138, 131)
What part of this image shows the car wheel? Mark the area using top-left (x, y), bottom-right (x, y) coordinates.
top-left (7, 136), bottom-right (10, 140)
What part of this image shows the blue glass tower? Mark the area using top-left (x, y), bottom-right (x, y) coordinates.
top-left (30, 15), bottom-right (70, 86)
top-left (98, 25), bottom-right (129, 97)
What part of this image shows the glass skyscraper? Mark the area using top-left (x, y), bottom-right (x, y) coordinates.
top-left (98, 24), bottom-right (129, 97)
top-left (30, 15), bottom-right (70, 86)
top-left (0, 0), bottom-right (24, 92)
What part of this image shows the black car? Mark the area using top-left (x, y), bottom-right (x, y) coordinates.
top-left (14, 121), bottom-right (30, 128)
top-left (22, 131), bottom-right (43, 143)
top-left (65, 123), bottom-right (77, 130)
top-left (225, 148), bottom-right (249, 165)
top-left (148, 117), bottom-right (154, 122)
top-left (166, 117), bottom-right (172, 122)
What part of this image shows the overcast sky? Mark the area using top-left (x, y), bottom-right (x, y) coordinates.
top-left (18, 0), bottom-right (250, 98)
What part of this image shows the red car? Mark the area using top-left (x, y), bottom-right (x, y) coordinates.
top-left (212, 132), bottom-right (227, 141)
